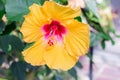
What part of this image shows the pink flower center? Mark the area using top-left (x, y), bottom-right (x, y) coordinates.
top-left (42, 20), bottom-right (66, 46)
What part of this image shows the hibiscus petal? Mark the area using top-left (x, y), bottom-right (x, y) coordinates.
top-left (44, 43), bottom-right (78, 71)
top-left (29, 4), bottom-right (47, 23)
top-left (43, 1), bottom-right (80, 21)
top-left (64, 20), bottom-right (90, 57)
top-left (20, 25), bottom-right (43, 42)
top-left (20, 4), bottom-right (48, 42)
top-left (21, 1), bottom-right (90, 71)
top-left (22, 38), bottom-right (45, 65)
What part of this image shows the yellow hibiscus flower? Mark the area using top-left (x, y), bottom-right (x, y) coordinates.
top-left (20, 1), bottom-right (90, 70)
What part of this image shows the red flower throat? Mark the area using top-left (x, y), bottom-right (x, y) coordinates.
top-left (42, 20), bottom-right (66, 46)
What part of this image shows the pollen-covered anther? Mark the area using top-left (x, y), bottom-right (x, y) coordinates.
top-left (48, 40), bottom-right (54, 46)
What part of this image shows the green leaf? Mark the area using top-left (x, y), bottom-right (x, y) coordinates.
top-left (10, 61), bottom-right (27, 80)
top-left (0, 20), bottom-right (5, 34)
top-left (54, 0), bottom-right (67, 5)
top-left (101, 40), bottom-right (106, 49)
top-left (86, 52), bottom-right (94, 64)
top-left (26, 63), bottom-right (37, 71)
top-left (97, 33), bottom-right (115, 45)
top-left (39, 0), bottom-right (45, 5)
top-left (0, 1), bottom-right (5, 21)
top-left (26, 0), bottom-right (41, 6)
top-left (82, 1), bottom-right (114, 47)
top-left (5, 0), bottom-right (46, 21)
top-left (76, 61), bottom-right (83, 68)
top-left (0, 35), bottom-right (24, 53)
top-left (45, 65), bottom-right (52, 76)
top-left (90, 32), bottom-right (100, 47)
top-left (1, 22), bottom-right (16, 35)
top-left (75, 16), bottom-right (82, 22)
top-left (116, 35), bottom-right (120, 38)
top-left (82, 9), bottom-right (102, 33)
top-left (52, 75), bottom-right (63, 80)
top-left (54, 0), bottom-right (60, 3)
top-left (5, 0), bottom-right (29, 21)
top-left (24, 42), bottom-right (35, 50)
top-left (60, 0), bottom-right (67, 4)
top-left (84, 0), bottom-right (99, 18)
top-left (82, 9), bottom-right (114, 46)
top-left (55, 75), bottom-right (63, 80)
top-left (68, 68), bottom-right (77, 80)
top-left (0, 53), bottom-right (4, 65)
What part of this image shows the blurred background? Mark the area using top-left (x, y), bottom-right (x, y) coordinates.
top-left (0, 0), bottom-right (120, 80)
top-left (76, 0), bottom-right (120, 80)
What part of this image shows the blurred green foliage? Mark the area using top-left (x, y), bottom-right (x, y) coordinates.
top-left (0, 0), bottom-right (116, 80)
